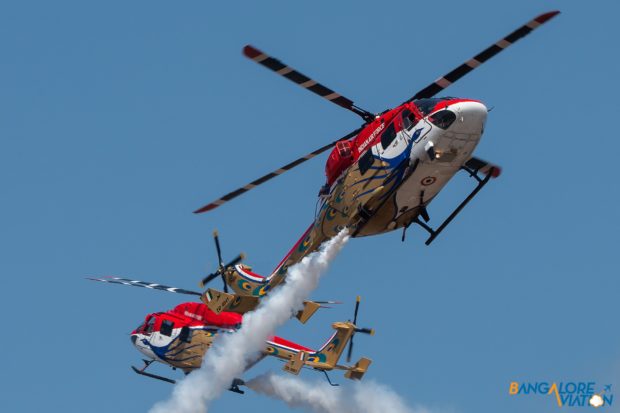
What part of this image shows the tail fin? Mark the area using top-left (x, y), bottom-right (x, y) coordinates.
top-left (309, 322), bottom-right (355, 369)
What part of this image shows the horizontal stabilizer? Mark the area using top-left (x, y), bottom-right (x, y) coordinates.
top-left (283, 351), bottom-right (306, 375)
top-left (201, 288), bottom-right (259, 314)
top-left (344, 357), bottom-right (372, 381)
top-left (465, 156), bottom-right (501, 178)
top-left (296, 301), bottom-right (321, 324)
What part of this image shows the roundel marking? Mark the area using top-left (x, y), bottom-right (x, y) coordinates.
top-left (421, 176), bottom-right (436, 186)
top-left (265, 346), bottom-right (279, 355)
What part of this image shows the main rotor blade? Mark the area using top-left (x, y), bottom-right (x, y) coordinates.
top-left (193, 127), bottom-right (362, 213)
top-left (407, 11), bottom-right (560, 102)
top-left (243, 45), bottom-right (373, 121)
top-left (87, 277), bottom-right (202, 296)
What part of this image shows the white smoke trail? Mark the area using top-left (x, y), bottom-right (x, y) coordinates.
top-left (149, 230), bottom-right (349, 413)
top-left (246, 373), bottom-right (433, 413)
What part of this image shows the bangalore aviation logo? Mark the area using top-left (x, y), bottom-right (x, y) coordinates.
top-left (509, 381), bottom-right (613, 408)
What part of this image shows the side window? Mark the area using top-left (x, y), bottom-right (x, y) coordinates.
top-left (358, 150), bottom-right (374, 175)
top-left (179, 326), bottom-right (192, 343)
top-left (160, 320), bottom-right (174, 337)
top-left (402, 109), bottom-right (417, 131)
top-left (380, 123), bottom-right (397, 149)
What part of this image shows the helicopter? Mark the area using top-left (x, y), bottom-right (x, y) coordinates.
top-left (190, 11), bottom-right (560, 315)
top-left (89, 275), bottom-right (373, 392)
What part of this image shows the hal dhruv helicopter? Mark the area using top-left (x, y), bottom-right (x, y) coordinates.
top-left (89, 275), bottom-right (373, 392)
top-left (190, 11), bottom-right (559, 315)
top-left (91, 11), bottom-right (559, 388)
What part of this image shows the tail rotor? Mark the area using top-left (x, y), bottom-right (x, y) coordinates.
top-left (346, 296), bottom-right (374, 363)
top-left (199, 230), bottom-right (245, 293)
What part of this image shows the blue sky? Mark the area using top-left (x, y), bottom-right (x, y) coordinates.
top-left (1, 1), bottom-right (618, 412)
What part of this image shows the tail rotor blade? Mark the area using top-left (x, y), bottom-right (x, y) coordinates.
top-left (352, 295), bottom-right (361, 325)
top-left (200, 271), bottom-right (222, 289)
top-left (213, 230), bottom-right (223, 267)
top-left (346, 339), bottom-right (354, 363)
top-left (225, 253), bottom-right (245, 269)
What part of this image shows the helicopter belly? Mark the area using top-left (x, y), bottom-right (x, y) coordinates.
top-left (396, 131), bottom-right (482, 212)
top-left (356, 128), bottom-right (483, 237)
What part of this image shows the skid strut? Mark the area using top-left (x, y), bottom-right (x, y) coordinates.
top-left (131, 359), bottom-right (177, 384)
top-left (407, 166), bottom-right (496, 245)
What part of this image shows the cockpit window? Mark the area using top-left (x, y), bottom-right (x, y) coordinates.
top-left (414, 97), bottom-right (453, 116)
top-left (160, 319), bottom-right (174, 337)
top-left (145, 316), bottom-right (156, 334)
top-left (380, 123), bottom-right (397, 149)
top-left (429, 110), bottom-right (456, 129)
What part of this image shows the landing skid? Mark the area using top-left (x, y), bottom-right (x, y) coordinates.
top-left (229, 378), bottom-right (246, 394)
top-left (131, 360), bottom-right (176, 384)
top-left (404, 165), bottom-right (496, 245)
top-left (131, 360), bottom-right (246, 395)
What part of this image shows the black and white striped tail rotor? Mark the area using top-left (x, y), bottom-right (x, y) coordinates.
top-left (408, 10), bottom-right (560, 101)
top-left (243, 45), bottom-right (373, 121)
top-left (87, 277), bottom-right (202, 296)
top-left (193, 127), bottom-right (362, 214)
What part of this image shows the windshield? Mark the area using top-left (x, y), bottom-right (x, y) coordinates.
top-left (414, 97), bottom-right (453, 116)
top-left (139, 315), bottom-right (155, 335)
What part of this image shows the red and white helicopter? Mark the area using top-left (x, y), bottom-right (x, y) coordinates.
top-left (91, 10), bottom-right (560, 390)
top-left (89, 276), bottom-right (373, 392)
top-left (190, 11), bottom-right (560, 315)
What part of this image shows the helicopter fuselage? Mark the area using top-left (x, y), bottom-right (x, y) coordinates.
top-left (317, 97), bottom-right (488, 239)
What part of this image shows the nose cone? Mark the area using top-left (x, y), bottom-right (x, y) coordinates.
top-left (131, 334), bottom-right (137, 345)
top-left (452, 101), bottom-right (487, 134)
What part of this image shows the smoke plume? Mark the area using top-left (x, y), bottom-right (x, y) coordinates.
top-left (149, 230), bottom-right (349, 413)
top-left (246, 373), bottom-right (431, 413)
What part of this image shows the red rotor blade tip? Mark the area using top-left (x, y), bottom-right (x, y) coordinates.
top-left (243, 45), bottom-right (261, 59)
top-left (535, 10), bottom-right (560, 24)
top-left (193, 204), bottom-right (217, 214)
